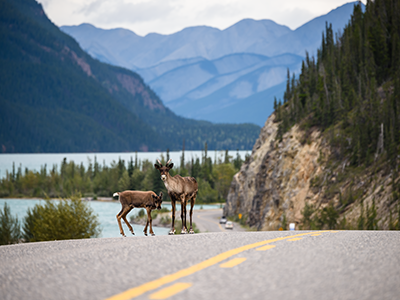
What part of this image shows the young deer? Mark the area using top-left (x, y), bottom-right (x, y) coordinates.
top-left (113, 190), bottom-right (163, 237)
top-left (154, 159), bottom-right (198, 234)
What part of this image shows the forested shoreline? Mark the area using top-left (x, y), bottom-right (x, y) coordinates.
top-left (0, 147), bottom-right (248, 204)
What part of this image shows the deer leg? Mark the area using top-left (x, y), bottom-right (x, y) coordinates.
top-left (143, 210), bottom-right (149, 236)
top-left (117, 206), bottom-right (131, 237)
top-left (189, 193), bottom-right (196, 234)
top-left (117, 211), bottom-right (125, 237)
top-left (144, 207), bottom-right (154, 236)
top-left (147, 207), bottom-right (155, 236)
top-left (180, 194), bottom-right (188, 234)
top-left (169, 196), bottom-right (176, 235)
top-left (122, 207), bottom-right (134, 235)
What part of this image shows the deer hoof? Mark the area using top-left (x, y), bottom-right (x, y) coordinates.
top-left (144, 233), bottom-right (148, 236)
top-left (181, 228), bottom-right (188, 234)
top-left (189, 229), bottom-right (194, 234)
top-left (168, 229), bottom-right (176, 235)
top-left (151, 233), bottom-right (155, 236)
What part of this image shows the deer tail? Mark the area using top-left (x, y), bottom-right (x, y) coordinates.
top-left (113, 192), bottom-right (119, 198)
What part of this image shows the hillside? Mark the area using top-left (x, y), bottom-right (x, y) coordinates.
top-left (61, 2), bottom-right (364, 126)
top-left (0, 0), bottom-right (260, 153)
top-left (225, 0), bottom-right (400, 230)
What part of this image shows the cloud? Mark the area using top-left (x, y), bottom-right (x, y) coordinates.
top-left (78, 0), bottom-right (176, 25)
top-left (193, 2), bottom-right (246, 28)
top-left (37, 0), bottom-right (367, 35)
top-left (272, 7), bottom-right (316, 29)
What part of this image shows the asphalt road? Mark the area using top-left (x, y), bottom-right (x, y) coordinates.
top-left (193, 208), bottom-right (245, 233)
top-left (1, 231), bottom-right (399, 300)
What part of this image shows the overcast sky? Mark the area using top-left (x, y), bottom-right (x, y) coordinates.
top-left (37, 0), bottom-right (366, 36)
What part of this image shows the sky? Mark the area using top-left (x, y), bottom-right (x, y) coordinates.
top-left (37, 0), bottom-right (366, 36)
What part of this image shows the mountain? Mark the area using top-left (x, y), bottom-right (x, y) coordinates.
top-left (164, 53), bottom-right (303, 124)
top-left (225, 0), bottom-right (400, 231)
top-left (268, 1), bottom-right (366, 57)
top-left (61, 19), bottom-right (292, 69)
top-left (61, 2), bottom-right (364, 126)
top-left (0, 0), bottom-right (260, 153)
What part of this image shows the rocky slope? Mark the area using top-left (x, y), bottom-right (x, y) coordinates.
top-left (225, 113), bottom-right (400, 230)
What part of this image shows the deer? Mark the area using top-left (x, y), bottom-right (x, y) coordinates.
top-left (113, 190), bottom-right (163, 237)
top-left (154, 159), bottom-right (198, 234)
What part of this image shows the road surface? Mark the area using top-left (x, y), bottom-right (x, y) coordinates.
top-left (192, 208), bottom-right (245, 233)
top-left (1, 231), bottom-right (399, 300)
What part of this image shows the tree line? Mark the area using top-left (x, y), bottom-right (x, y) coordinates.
top-left (0, 145), bottom-right (248, 204)
top-left (276, 0), bottom-right (400, 167)
top-left (274, 0), bottom-right (400, 230)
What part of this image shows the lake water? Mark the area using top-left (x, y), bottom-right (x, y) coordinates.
top-left (0, 150), bottom-right (250, 178)
top-left (0, 199), bottom-right (223, 238)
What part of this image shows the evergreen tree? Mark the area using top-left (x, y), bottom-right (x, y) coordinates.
top-left (0, 202), bottom-right (21, 245)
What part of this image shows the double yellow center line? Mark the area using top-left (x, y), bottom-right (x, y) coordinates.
top-left (106, 231), bottom-right (332, 300)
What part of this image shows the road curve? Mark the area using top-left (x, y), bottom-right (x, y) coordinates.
top-left (192, 208), bottom-right (245, 233)
top-left (1, 231), bottom-right (399, 300)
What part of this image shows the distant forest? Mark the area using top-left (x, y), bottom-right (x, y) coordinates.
top-left (0, 145), bottom-right (248, 204)
top-left (0, 0), bottom-right (260, 153)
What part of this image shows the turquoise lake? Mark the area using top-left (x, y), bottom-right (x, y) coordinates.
top-left (0, 199), bottom-right (223, 238)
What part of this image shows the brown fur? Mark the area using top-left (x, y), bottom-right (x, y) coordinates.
top-left (114, 190), bottom-right (163, 236)
top-left (155, 160), bottom-right (198, 234)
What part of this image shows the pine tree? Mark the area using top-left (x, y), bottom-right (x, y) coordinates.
top-left (0, 202), bottom-right (21, 245)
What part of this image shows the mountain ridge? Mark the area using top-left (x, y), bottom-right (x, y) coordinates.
top-left (61, 2), bottom-right (364, 126)
top-left (0, 0), bottom-right (260, 153)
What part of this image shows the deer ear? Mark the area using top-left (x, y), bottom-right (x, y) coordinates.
top-left (168, 163), bottom-right (174, 169)
top-left (160, 192), bottom-right (163, 198)
top-left (154, 164), bottom-right (161, 169)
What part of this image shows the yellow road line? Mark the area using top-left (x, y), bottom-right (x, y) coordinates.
top-left (286, 238), bottom-right (303, 241)
top-left (105, 231), bottom-right (331, 300)
top-left (219, 257), bottom-right (247, 268)
top-left (149, 283), bottom-right (192, 300)
top-left (256, 245), bottom-right (276, 251)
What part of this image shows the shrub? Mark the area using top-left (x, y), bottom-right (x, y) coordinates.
top-left (22, 196), bottom-right (101, 242)
top-left (0, 202), bottom-right (21, 245)
top-left (301, 202), bottom-right (315, 229)
top-left (197, 179), bottom-right (218, 203)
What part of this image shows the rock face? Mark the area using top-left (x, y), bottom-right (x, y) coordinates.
top-left (225, 113), bottom-right (326, 230)
top-left (225, 113), bottom-right (400, 231)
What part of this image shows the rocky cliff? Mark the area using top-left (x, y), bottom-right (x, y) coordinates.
top-left (225, 113), bottom-right (400, 230)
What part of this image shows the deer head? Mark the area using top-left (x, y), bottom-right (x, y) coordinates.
top-left (154, 159), bottom-right (173, 182)
top-left (152, 192), bottom-right (163, 210)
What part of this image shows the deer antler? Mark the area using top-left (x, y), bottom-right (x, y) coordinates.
top-left (166, 158), bottom-right (172, 165)
top-left (157, 159), bottom-right (162, 165)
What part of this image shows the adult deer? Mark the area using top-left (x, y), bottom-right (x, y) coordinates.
top-left (155, 159), bottom-right (198, 234)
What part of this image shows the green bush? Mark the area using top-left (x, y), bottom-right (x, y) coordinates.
top-left (22, 197), bottom-right (101, 242)
top-left (0, 202), bottom-right (21, 245)
top-left (173, 219), bottom-right (200, 234)
top-left (197, 179), bottom-right (218, 203)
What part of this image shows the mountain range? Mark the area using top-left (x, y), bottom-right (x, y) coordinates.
top-left (61, 1), bottom-right (365, 126)
top-left (0, 0), bottom-right (259, 153)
